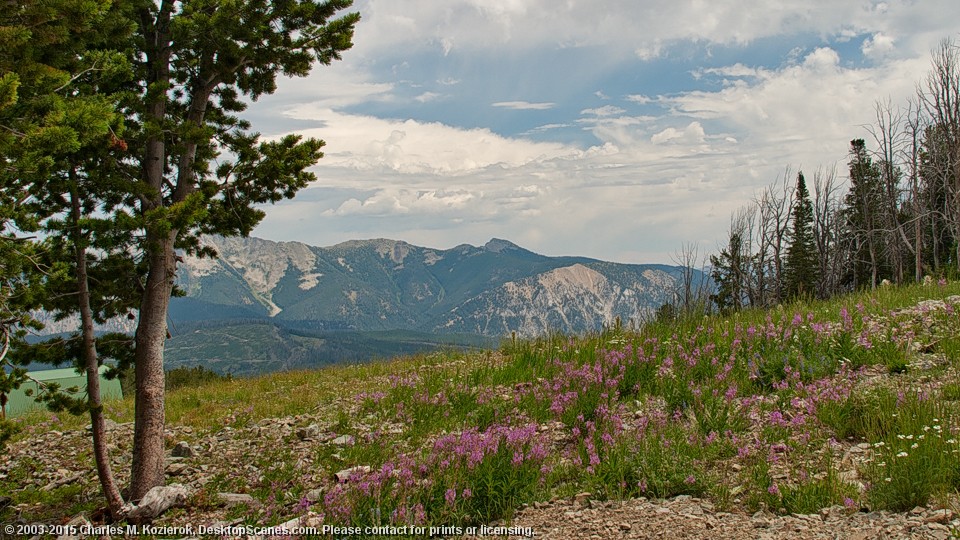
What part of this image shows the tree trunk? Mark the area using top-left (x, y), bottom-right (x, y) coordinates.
top-left (129, 229), bottom-right (176, 501)
top-left (916, 207), bottom-right (923, 282)
top-left (71, 182), bottom-right (126, 518)
top-left (129, 5), bottom-right (174, 500)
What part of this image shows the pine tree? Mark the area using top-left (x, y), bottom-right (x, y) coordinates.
top-left (1, 0), bottom-right (139, 516)
top-left (709, 231), bottom-right (749, 313)
top-left (844, 139), bottom-right (886, 288)
top-left (123, 0), bottom-right (359, 499)
top-left (2, 0), bottom-right (360, 508)
top-left (784, 172), bottom-right (819, 299)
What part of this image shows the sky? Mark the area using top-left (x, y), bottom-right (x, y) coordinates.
top-left (246, 0), bottom-right (960, 265)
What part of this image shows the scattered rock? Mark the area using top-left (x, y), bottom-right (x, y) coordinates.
top-left (924, 509), bottom-right (955, 524)
top-left (55, 513), bottom-right (91, 540)
top-left (330, 434), bottom-right (355, 446)
top-left (334, 466), bottom-right (371, 483)
top-left (171, 441), bottom-right (196, 458)
top-left (166, 462), bottom-right (189, 476)
top-left (305, 488), bottom-right (325, 502)
top-left (217, 493), bottom-right (259, 509)
top-left (42, 471), bottom-right (83, 492)
top-left (296, 424), bottom-right (322, 441)
top-left (127, 484), bottom-right (190, 522)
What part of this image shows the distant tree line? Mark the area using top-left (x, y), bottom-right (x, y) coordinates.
top-left (663, 38), bottom-right (960, 318)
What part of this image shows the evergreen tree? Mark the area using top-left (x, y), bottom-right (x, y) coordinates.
top-left (709, 231), bottom-right (749, 313)
top-left (2, 0), bottom-right (360, 509)
top-left (844, 139), bottom-right (886, 288)
top-left (784, 172), bottom-right (819, 299)
top-left (121, 0), bottom-right (359, 499)
top-left (1, 0), bottom-right (139, 516)
top-left (919, 123), bottom-right (957, 272)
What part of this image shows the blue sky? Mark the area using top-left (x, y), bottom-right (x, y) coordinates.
top-left (246, 0), bottom-right (960, 265)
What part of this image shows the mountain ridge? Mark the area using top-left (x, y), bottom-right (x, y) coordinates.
top-left (174, 235), bottom-right (698, 337)
top-left (31, 235), bottom-right (703, 373)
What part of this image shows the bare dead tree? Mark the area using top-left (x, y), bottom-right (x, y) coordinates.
top-left (904, 98), bottom-right (930, 281)
top-left (868, 98), bottom-right (914, 283)
top-left (919, 38), bottom-right (960, 268)
top-left (754, 168), bottom-right (794, 304)
top-left (670, 242), bottom-right (712, 317)
top-left (811, 167), bottom-right (851, 297)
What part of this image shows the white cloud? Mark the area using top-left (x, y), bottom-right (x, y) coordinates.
top-left (492, 101), bottom-right (556, 110)
top-left (635, 40), bottom-right (664, 61)
top-left (414, 91), bottom-right (442, 103)
top-left (650, 122), bottom-right (706, 145)
top-left (862, 32), bottom-right (897, 59)
top-left (660, 47), bottom-right (927, 161)
top-left (271, 63), bottom-right (395, 110)
top-left (581, 105), bottom-right (626, 116)
top-left (285, 106), bottom-right (581, 176)
top-left (698, 63), bottom-right (761, 79)
top-left (802, 47), bottom-right (841, 72)
top-left (349, 0), bottom-right (959, 59)
top-left (250, 0), bottom-right (960, 265)
top-left (625, 94), bottom-right (654, 105)
top-left (327, 188), bottom-right (477, 216)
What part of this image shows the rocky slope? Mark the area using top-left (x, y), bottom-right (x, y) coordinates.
top-left (174, 236), bottom-right (694, 337)
top-left (4, 358), bottom-right (957, 540)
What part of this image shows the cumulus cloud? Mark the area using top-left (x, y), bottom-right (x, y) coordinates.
top-left (650, 122), bottom-right (707, 145)
top-left (862, 32), bottom-right (897, 59)
top-left (327, 188), bottom-right (477, 216)
top-left (284, 106), bottom-right (581, 176)
top-left (249, 0), bottom-right (960, 264)
top-left (659, 47), bottom-right (927, 160)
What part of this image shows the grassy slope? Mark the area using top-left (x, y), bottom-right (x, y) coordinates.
top-left (162, 321), bottom-right (498, 376)
top-left (4, 281), bottom-right (960, 530)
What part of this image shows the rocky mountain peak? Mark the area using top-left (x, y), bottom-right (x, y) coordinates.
top-left (483, 238), bottom-right (522, 253)
top-left (171, 235), bottom-right (695, 337)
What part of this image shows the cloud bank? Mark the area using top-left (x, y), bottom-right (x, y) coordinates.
top-left (249, 0), bottom-right (960, 264)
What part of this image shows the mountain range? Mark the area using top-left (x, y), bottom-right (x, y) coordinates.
top-left (173, 236), bottom-right (693, 337)
top-left (34, 236), bottom-right (702, 375)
